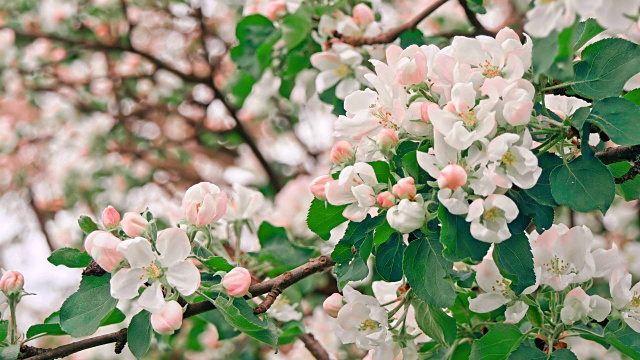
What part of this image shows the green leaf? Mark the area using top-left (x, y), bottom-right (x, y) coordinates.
top-left (573, 19), bottom-right (605, 51)
top-left (278, 321), bottom-right (305, 345)
top-left (550, 142), bottom-right (615, 214)
top-left (373, 219), bottom-right (395, 248)
top-left (508, 191), bottom-right (554, 233)
top-left (60, 274), bottom-right (118, 337)
top-left (587, 97), bottom-right (640, 146)
top-left (413, 298), bottom-right (457, 347)
top-left (608, 162), bottom-right (640, 201)
top-left (403, 237), bottom-right (456, 308)
top-left (399, 29), bottom-right (426, 47)
top-left (546, 24), bottom-right (577, 80)
top-left (532, 31), bottom-right (559, 77)
top-left (226, 70), bottom-right (256, 107)
top-left (466, 0), bottom-right (486, 14)
top-left (213, 296), bottom-right (279, 349)
top-left (375, 233), bottom-right (405, 282)
top-left (572, 38), bottom-right (640, 100)
top-left (77, 215), bottom-right (98, 235)
top-left (509, 346), bottom-right (577, 359)
top-left (0, 320), bottom-right (8, 342)
top-left (26, 323), bottom-right (67, 338)
top-left (369, 161), bottom-right (392, 184)
top-left (47, 248), bottom-right (92, 268)
top-left (198, 310), bottom-right (241, 340)
top-left (230, 15), bottom-right (279, 79)
top-left (307, 199), bottom-right (348, 240)
top-left (332, 216), bottom-right (382, 288)
top-left (0, 345), bottom-right (20, 360)
top-left (524, 153), bottom-right (563, 207)
top-left (100, 308), bottom-right (126, 327)
top-left (281, 6), bottom-right (312, 50)
top-left (470, 324), bottom-right (524, 360)
top-left (439, 204), bottom-right (490, 263)
top-left (252, 222), bottom-right (314, 268)
top-left (604, 320), bottom-right (640, 360)
top-left (192, 241), bottom-right (214, 258)
top-left (493, 233), bottom-right (535, 295)
top-left (128, 310), bottom-right (153, 359)
top-left (201, 256), bottom-right (234, 272)
top-left (625, 88), bottom-right (640, 105)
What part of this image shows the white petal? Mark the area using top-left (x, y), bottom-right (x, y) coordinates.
top-left (110, 268), bottom-right (146, 299)
top-left (117, 237), bottom-right (155, 268)
top-left (157, 228), bottom-right (191, 267)
top-left (469, 293), bottom-right (509, 313)
top-left (138, 282), bottom-right (166, 313)
top-left (166, 261), bottom-right (201, 296)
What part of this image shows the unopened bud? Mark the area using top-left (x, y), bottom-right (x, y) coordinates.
top-left (84, 230), bottom-right (125, 272)
top-left (377, 191), bottom-right (395, 208)
top-left (151, 301), bottom-right (184, 335)
top-left (330, 141), bottom-right (354, 165)
top-left (438, 164), bottom-right (467, 190)
top-left (222, 267), bottom-right (252, 297)
top-left (323, 293), bottom-right (344, 318)
top-left (101, 205), bottom-right (120, 229)
top-left (0, 270), bottom-right (24, 296)
top-left (375, 129), bottom-right (399, 154)
top-left (310, 175), bottom-right (333, 201)
top-left (121, 212), bottom-right (148, 238)
top-left (392, 177), bottom-right (416, 200)
top-left (352, 4), bottom-right (375, 28)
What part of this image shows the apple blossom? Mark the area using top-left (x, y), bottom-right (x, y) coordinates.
top-left (150, 300), bottom-right (184, 335)
top-left (120, 212), bottom-right (148, 238)
top-left (560, 287), bottom-right (611, 325)
top-left (375, 128), bottom-right (398, 154)
top-left (336, 286), bottom-right (388, 351)
top-left (438, 164), bottom-right (468, 191)
top-left (224, 183), bottom-right (265, 222)
top-left (391, 177), bottom-right (416, 200)
top-left (481, 77), bottom-right (535, 127)
top-left (609, 266), bottom-right (640, 332)
top-left (182, 182), bottom-right (228, 227)
top-left (84, 230), bottom-right (125, 273)
top-left (0, 271), bottom-right (24, 296)
top-left (266, 297), bottom-right (303, 322)
top-left (486, 131), bottom-right (541, 189)
top-left (110, 229), bottom-right (200, 313)
top-left (376, 191), bottom-right (395, 209)
top-left (352, 4), bottom-right (375, 29)
top-left (543, 95), bottom-right (590, 120)
top-left (387, 196), bottom-right (426, 233)
top-left (524, 0), bottom-right (602, 38)
top-left (310, 44), bottom-right (370, 100)
top-left (101, 205), bottom-right (120, 229)
top-left (323, 293), bottom-right (344, 318)
top-left (466, 194), bottom-right (518, 243)
top-left (330, 140), bottom-right (354, 165)
top-left (222, 267), bottom-right (252, 297)
top-left (325, 162), bottom-right (378, 222)
top-left (310, 175), bottom-right (333, 201)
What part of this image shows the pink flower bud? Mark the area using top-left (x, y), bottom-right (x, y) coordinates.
top-left (375, 129), bottom-right (399, 154)
top-left (101, 205), bottom-right (120, 229)
top-left (265, 0), bottom-right (286, 20)
top-left (420, 102), bottom-right (437, 123)
top-left (84, 230), bottom-right (124, 272)
top-left (323, 293), bottom-right (344, 318)
top-left (0, 270), bottom-right (24, 296)
top-left (377, 191), bottom-right (395, 208)
top-left (330, 141), bottom-right (354, 165)
top-left (310, 175), bottom-right (333, 201)
top-left (121, 212), bottom-right (148, 237)
top-left (151, 301), bottom-right (183, 335)
top-left (352, 4), bottom-right (375, 28)
top-left (182, 182), bottom-right (228, 227)
top-left (392, 177), bottom-right (417, 200)
top-left (222, 267), bottom-right (252, 297)
top-left (438, 164), bottom-right (467, 190)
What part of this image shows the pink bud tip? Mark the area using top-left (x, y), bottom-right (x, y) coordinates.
top-left (330, 141), bottom-right (354, 165)
top-left (222, 267), bottom-right (252, 297)
top-left (0, 270), bottom-right (24, 296)
top-left (101, 205), bottom-right (121, 229)
top-left (375, 129), bottom-right (399, 153)
top-left (323, 293), bottom-right (344, 318)
top-left (377, 191), bottom-right (395, 208)
top-left (352, 4), bottom-right (375, 28)
top-left (151, 301), bottom-right (184, 335)
top-left (438, 164), bottom-right (467, 190)
top-left (120, 212), bottom-right (148, 238)
top-left (310, 175), bottom-right (333, 201)
top-left (420, 102), bottom-right (437, 123)
top-left (392, 177), bottom-right (417, 200)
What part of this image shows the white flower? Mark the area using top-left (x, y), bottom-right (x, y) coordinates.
top-left (531, 225), bottom-right (595, 291)
top-left (110, 228), bottom-right (200, 313)
top-left (223, 183), bottom-right (265, 222)
top-left (267, 297), bottom-right (303, 323)
top-left (524, 0), bottom-right (602, 38)
top-left (481, 77), bottom-right (534, 127)
top-left (310, 44), bottom-right (370, 99)
top-left (469, 252), bottom-right (537, 323)
top-left (486, 131), bottom-right (541, 189)
top-left (543, 95), bottom-right (590, 120)
top-left (429, 82), bottom-right (496, 151)
top-left (336, 285), bottom-right (388, 351)
top-left (386, 196), bottom-right (426, 233)
top-left (325, 162), bottom-right (378, 222)
top-left (609, 266), bottom-right (640, 332)
top-left (560, 287), bottom-right (611, 325)
top-left (466, 194), bottom-right (519, 243)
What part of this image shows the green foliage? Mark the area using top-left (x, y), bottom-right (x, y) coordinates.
top-left (332, 216), bottom-right (383, 288)
top-left (198, 310), bottom-right (241, 340)
top-left (524, 153), bottom-right (563, 207)
top-left (466, 0), bottom-right (486, 14)
top-left (573, 19), bottom-right (605, 51)
top-left (59, 274), bottom-right (118, 337)
top-left (77, 215), bottom-right (98, 235)
top-left (307, 198), bottom-right (348, 240)
top-left (374, 233), bottom-right (405, 282)
top-left (438, 204), bottom-right (490, 263)
top-left (399, 29), bottom-right (426, 47)
top-left (510, 346), bottom-right (577, 359)
top-left (609, 162), bottom-right (640, 201)
top-left (230, 15), bottom-right (280, 80)
top-left (403, 237), bottom-right (456, 308)
top-left (508, 191), bottom-right (554, 233)
top-left (47, 248), bottom-right (93, 268)
top-left (572, 38), bottom-right (640, 99)
top-left (469, 324), bottom-right (525, 360)
top-left (0, 321), bottom-right (7, 342)
top-left (413, 298), bottom-right (457, 347)
top-left (0, 345), bottom-right (20, 360)
top-left (252, 222), bottom-right (314, 269)
top-left (201, 256), bottom-right (234, 272)
top-left (493, 233), bottom-right (536, 295)
top-left (587, 97), bottom-right (640, 146)
top-left (604, 320), bottom-right (640, 360)
top-left (213, 296), bottom-right (279, 349)
top-left (128, 310), bottom-right (153, 359)
top-left (282, 6), bottom-right (312, 51)
top-left (278, 321), bottom-right (305, 345)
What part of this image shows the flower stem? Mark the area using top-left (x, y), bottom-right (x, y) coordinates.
top-left (9, 298), bottom-right (17, 343)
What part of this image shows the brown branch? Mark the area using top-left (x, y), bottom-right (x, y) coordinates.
top-left (28, 189), bottom-right (54, 253)
top-left (596, 145), bottom-right (640, 165)
top-left (333, 0), bottom-right (449, 46)
top-left (299, 333), bottom-right (330, 360)
top-left (23, 256), bottom-right (335, 359)
top-left (615, 163), bottom-right (640, 184)
top-left (253, 286), bottom-right (282, 314)
top-left (457, 0), bottom-right (493, 37)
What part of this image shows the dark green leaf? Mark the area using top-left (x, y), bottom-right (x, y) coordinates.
top-left (375, 233), bottom-right (405, 282)
top-left (332, 216), bottom-right (382, 288)
top-left (230, 15), bottom-right (279, 79)
top-left (493, 233), bottom-right (536, 295)
top-left (399, 29), bottom-right (426, 47)
top-left (587, 97), bottom-right (640, 146)
top-left (413, 298), bottom-right (457, 347)
top-left (201, 256), bottom-right (234, 272)
top-left (128, 310), bottom-right (153, 359)
top-left (524, 153), bottom-right (563, 207)
top-left (77, 215), bottom-right (98, 235)
top-left (281, 6), bottom-right (312, 50)
top-left (470, 324), bottom-right (524, 360)
top-left (604, 320), bottom-right (640, 360)
top-left (60, 274), bottom-right (118, 337)
top-left (403, 237), bottom-right (456, 308)
top-left (508, 191), bottom-right (554, 232)
top-left (373, 219), bottom-right (395, 248)
top-left (439, 204), bottom-right (490, 263)
top-left (47, 248), bottom-right (92, 268)
top-left (0, 320), bottom-right (8, 342)
top-left (307, 199), bottom-right (348, 240)
top-left (252, 222), bottom-right (314, 268)
top-left (608, 162), bottom-right (640, 201)
top-left (573, 19), bottom-right (605, 51)
top-left (369, 161), bottom-right (392, 184)
top-left (509, 346), bottom-right (547, 359)
top-left (467, 0), bottom-right (486, 14)
top-left (213, 296), bottom-right (278, 349)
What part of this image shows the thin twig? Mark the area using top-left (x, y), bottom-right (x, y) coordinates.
top-left (457, 0), bottom-right (493, 36)
top-left (596, 145), bottom-right (640, 165)
top-left (28, 189), bottom-right (54, 253)
top-left (615, 163), bottom-right (640, 184)
top-left (332, 0), bottom-right (449, 46)
top-left (299, 333), bottom-right (330, 360)
top-left (253, 286), bottom-right (282, 314)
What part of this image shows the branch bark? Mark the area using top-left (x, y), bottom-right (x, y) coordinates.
top-left (457, 0), bottom-right (493, 36)
top-left (333, 0), bottom-right (449, 46)
top-left (299, 333), bottom-right (330, 360)
top-left (596, 145), bottom-right (640, 165)
top-left (22, 256), bottom-right (335, 360)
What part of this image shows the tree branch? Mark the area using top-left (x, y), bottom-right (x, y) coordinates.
top-left (299, 333), bottom-right (330, 360)
top-left (596, 145), bottom-right (640, 165)
top-left (332, 0), bottom-right (449, 46)
top-left (22, 256), bottom-right (335, 359)
top-left (457, 0), bottom-right (493, 36)
top-left (28, 189), bottom-right (54, 253)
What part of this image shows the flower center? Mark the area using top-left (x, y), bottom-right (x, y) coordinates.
top-left (542, 256), bottom-right (572, 275)
top-left (501, 151), bottom-right (516, 166)
top-left (358, 319), bottom-right (380, 332)
top-left (371, 105), bottom-right (399, 130)
top-left (334, 63), bottom-right (349, 77)
top-left (490, 277), bottom-right (511, 295)
top-left (631, 295), bottom-right (640, 308)
top-left (481, 60), bottom-right (501, 78)
top-left (483, 207), bottom-right (503, 222)
top-left (142, 260), bottom-right (163, 279)
top-left (460, 110), bottom-right (477, 130)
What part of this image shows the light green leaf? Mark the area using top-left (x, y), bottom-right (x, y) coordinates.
top-left (307, 199), bottom-right (348, 240)
top-left (573, 19), bottom-right (605, 51)
top-left (413, 298), bottom-right (457, 347)
top-left (213, 296), bottom-right (279, 349)
top-left (47, 248), bottom-right (92, 268)
top-left (0, 345), bottom-right (20, 360)
top-left (60, 274), bottom-right (118, 337)
top-left (252, 222), bottom-right (314, 268)
top-left (281, 6), bottom-right (312, 50)
top-left (230, 15), bottom-right (279, 79)
top-left (77, 215), bottom-right (98, 235)
top-left (128, 310), bottom-right (152, 359)
top-left (0, 320), bottom-right (8, 342)
top-left (470, 324), bottom-right (524, 360)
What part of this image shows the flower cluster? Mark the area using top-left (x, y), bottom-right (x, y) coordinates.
top-left (312, 28), bottom-right (541, 243)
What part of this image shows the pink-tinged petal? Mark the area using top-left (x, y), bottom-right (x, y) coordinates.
top-left (325, 180), bottom-right (355, 206)
top-left (151, 301), bottom-right (183, 335)
top-left (117, 237), bottom-right (154, 268)
top-left (110, 267), bottom-right (146, 299)
top-left (475, 258), bottom-right (503, 292)
top-left (316, 70), bottom-right (342, 94)
top-left (342, 203), bottom-right (367, 222)
top-left (138, 282), bottom-right (166, 313)
top-left (468, 293), bottom-right (509, 313)
top-left (310, 52), bottom-right (340, 71)
top-left (157, 228), bottom-right (191, 267)
top-left (166, 261), bottom-right (201, 296)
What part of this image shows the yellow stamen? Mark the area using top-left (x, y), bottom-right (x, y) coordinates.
top-left (502, 151), bottom-right (516, 166)
top-left (358, 319), bottom-right (380, 332)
